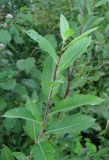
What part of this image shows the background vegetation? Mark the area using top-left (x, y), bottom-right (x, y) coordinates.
top-left (0, 0), bottom-right (109, 159)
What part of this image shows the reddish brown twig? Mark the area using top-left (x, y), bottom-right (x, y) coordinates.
top-left (64, 63), bottom-right (75, 98)
top-left (38, 43), bottom-right (65, 139)
top-left (64, 0), bottom-right (87, 99)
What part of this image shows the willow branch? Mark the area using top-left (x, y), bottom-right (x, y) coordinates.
top-left (64, 0), bottom-right (87, 98)
top-left (38, 43), bottom-right (65, 139)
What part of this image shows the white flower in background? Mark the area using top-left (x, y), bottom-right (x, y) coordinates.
top-left (0, 43), bottom-right (5, 50)
top-left (6, 14), bottom-right (13, 19)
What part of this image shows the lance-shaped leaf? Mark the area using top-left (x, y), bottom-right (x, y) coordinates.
top-left (77, 0), bottom-right (84, 14)
top-left (66, 27), bottom-right (98, 48)
top-left (3, 107), bottom-right (38, 122)
top-left (41, 56), bottom-right (61, 97)
top-left (31, 141), bottom-right (55, 160)
top-left (24, 99), bottom-right (41, 140)
top-left (25, 29), bottom-right (58, 63)
top-left (60, 14), bottom-right (69, 41)
top-left (51, 94), bottom-right (104, 114)
top-left (58, 36), bottom-right (91, 73)
top-left (86, 0), bottom-right (94, 15)
top-left (46, 114), bottom-right (95, 134)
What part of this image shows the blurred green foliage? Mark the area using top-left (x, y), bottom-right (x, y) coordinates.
top-left (0, 0), bottom-right (109, 159)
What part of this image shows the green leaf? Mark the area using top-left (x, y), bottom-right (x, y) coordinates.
top-left (0, 69), bottom-right (17, 90)
top-left (46, 114), bottom-right (95, 134)
top-left (77, 0), bottom-right (84, 14)
top-left (26, 29), bottom-right (58, 62)
top-left (13, 152), bottom-right (27, 160)
top-left (86, 0), bottom-right (94, 15)
top-left (66, 28), bottom-right (98, 48)
top-left (95, 31), bottom-right (104, 44)
top-left (3, 118), bottom-right (21, 131)
top-left (0, 79), bottom-right (16, 90)
top-left (3, 107), bottom-right (37, 122)
top-left (21, 79), bottom-right (37, 89)
top-left (21, 13), bottom-right (33, 23)
top-left (25, 29), bottom-right (39, 41)
top-left (30, 67), bottom-right (41, 80)
top-left (95, 0), bottom-right (109, 8)
top-left (0, 145), bottom-right (14, 160)
top-left (70, 77), bottom-right (87, 89)
top-left (31, 90), bottom-right (38, 103)
top-left (64, 28), bottom-right (74, 40)
top-left (41, 56), bottom-right (55, 97)
top-left (94, 148), bottom-right (109, 158)
top-left (86, 140), bottom-right (97, 153)
top-left (14, 35), bottom-right (24, 44)
top-left (58, 36), bottom-right (91, 73)
top-left (73, 138), bottom-right (83, 154)
top-left (25, 99), bottom-right (41, 121)
top-left (15, 83), bottom-right (28, 99)
top-left (51, 94), bottom-right (104, 114)
top-left (60, 14), bottom-right (69, 41)
top-left (0, 68), bottom-right (16, 79)
top-left (24, 121), bottom-right (41, 140)
top-left (0, 97), bottom-right (7, 111)
top-left (41, 56), bottom-right (60, 97)
top-left (0, 30), bottom-right (12, 43)
top-left (31, 141), bottom-right (55, 160)
top-left (16, 57), bottom-right (35, 73)
top-left (45, 34), bottom-right (57, 49)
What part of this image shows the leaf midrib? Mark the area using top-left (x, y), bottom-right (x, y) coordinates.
top-left (46, 118), bottom-right (94, 134)
top-left (58, 38), bottom-right (90, 72)
top-left (38, 143), bottom-right (47, 160)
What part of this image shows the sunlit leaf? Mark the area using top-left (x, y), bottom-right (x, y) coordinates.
top-left (60, 14), bottom-right (69, 41)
